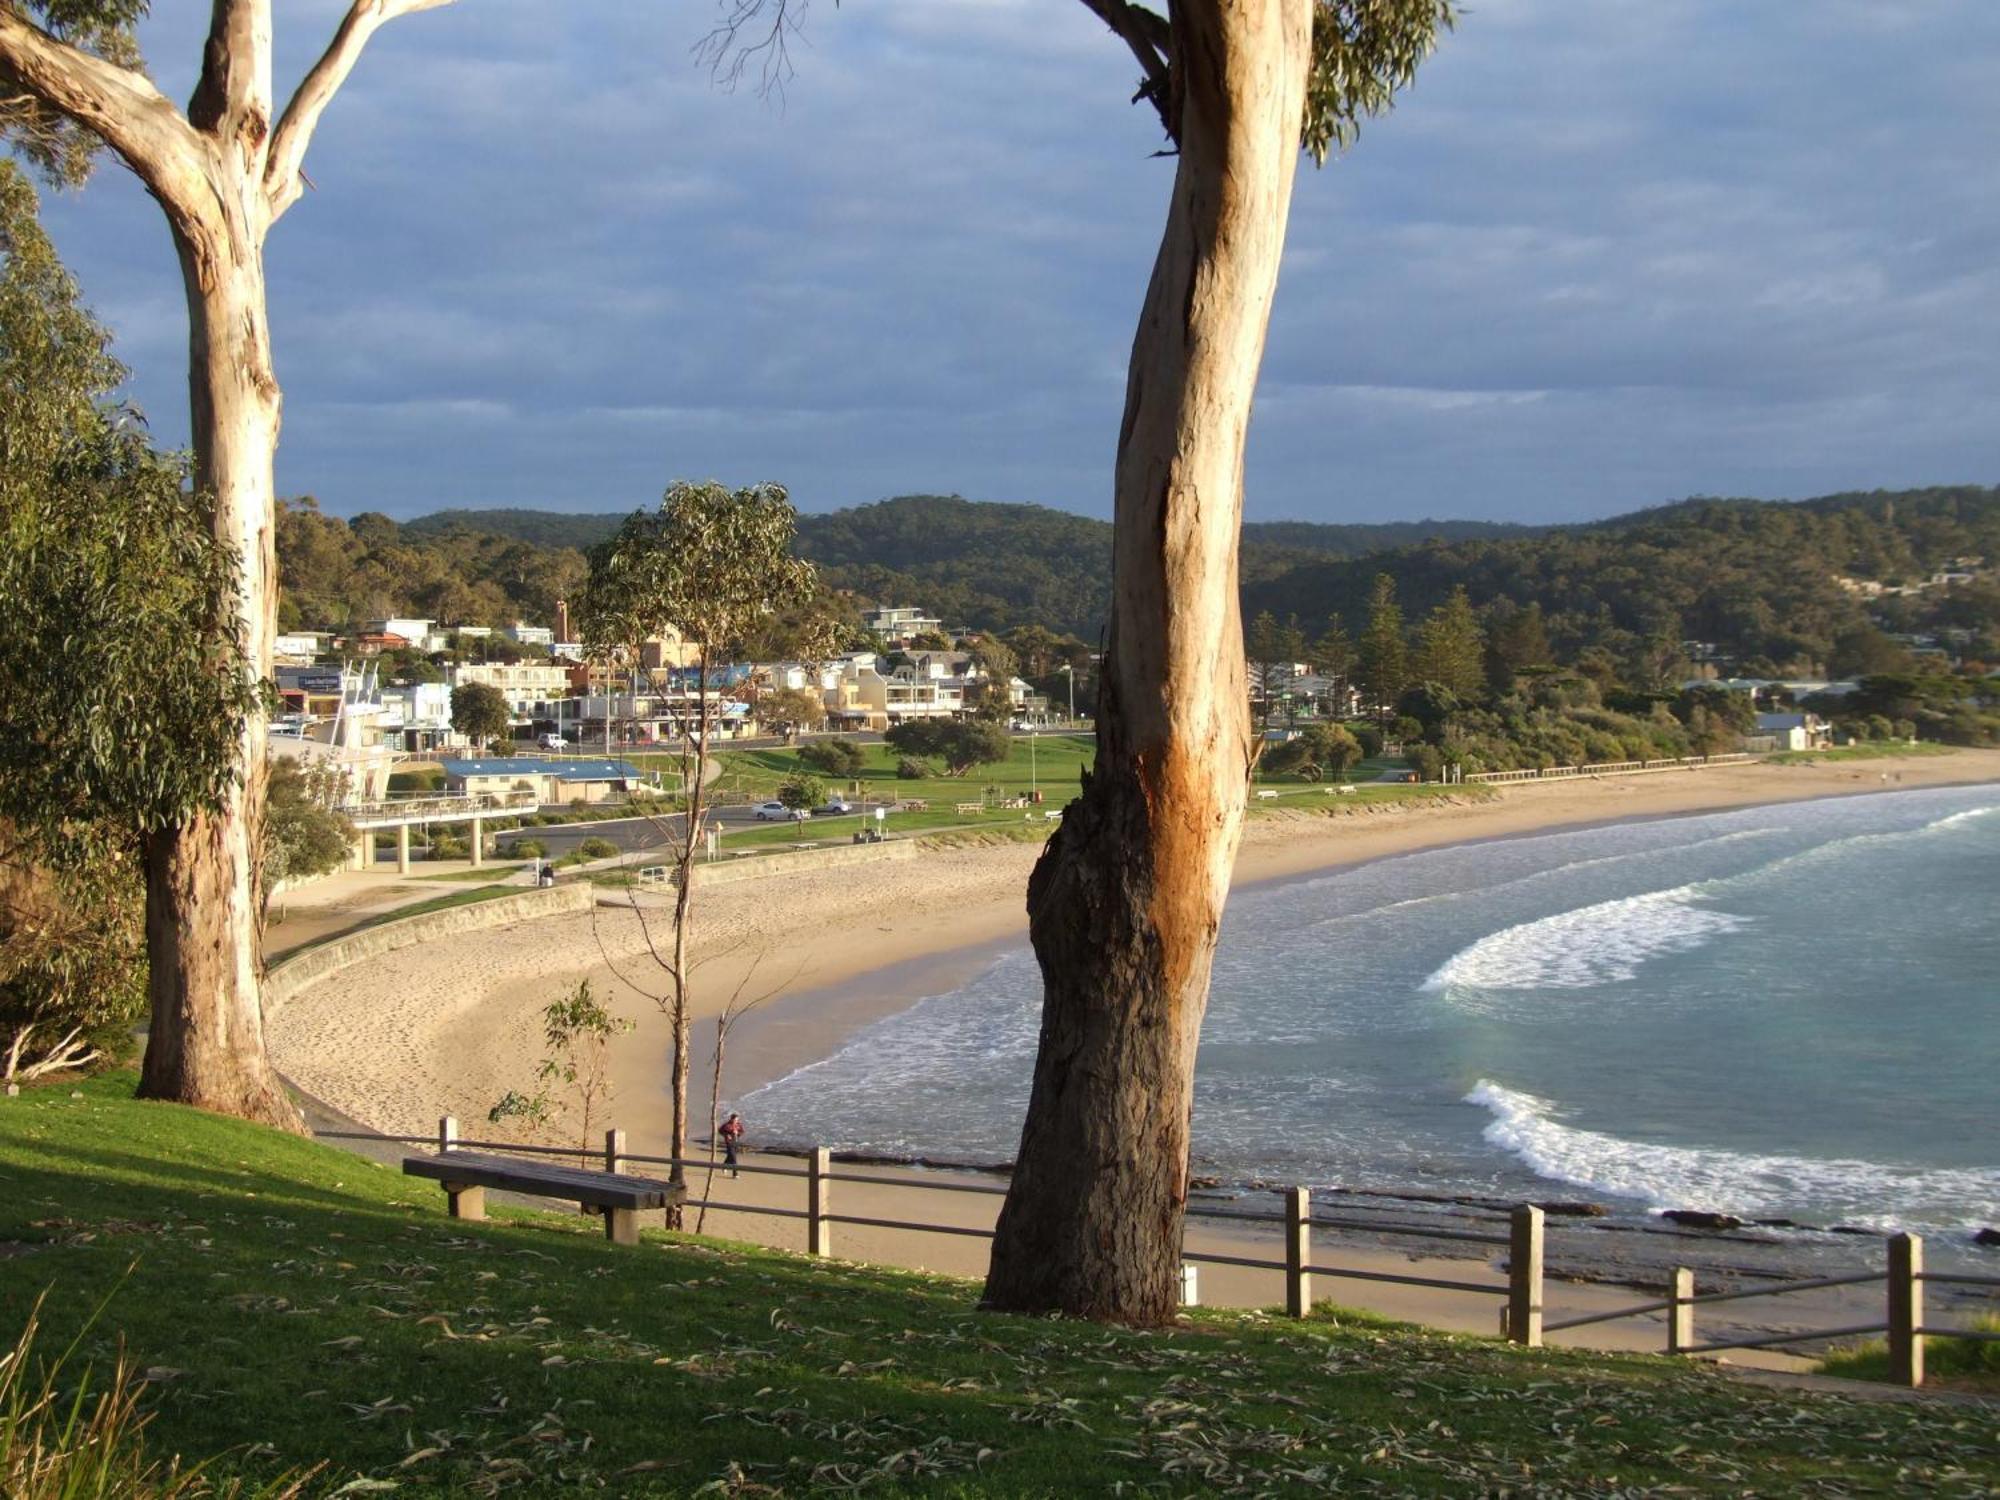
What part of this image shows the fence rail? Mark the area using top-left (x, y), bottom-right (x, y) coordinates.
top-left (343, 1118), bottom-right (1996, 1389)
top-left (1466, 753), bottom-right (1755, 785)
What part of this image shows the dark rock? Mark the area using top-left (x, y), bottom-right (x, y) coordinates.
top-left (1753, 1218), bottom-right (1809, 1230)
top-left (1537, 1201), bottom-right (1610, 1218)
top-left (1829, 1225), bottom-right (1874, 1237)
top-left (1661, 1210), bottom-right (1745, 1232)
top-left (1974, 1227), bottom-right (2000, 1248)
top-left (1187, 1175), bottom-right (1222, 1192)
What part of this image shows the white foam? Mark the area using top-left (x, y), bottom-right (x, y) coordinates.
top-left (1422, 884), bottom-right (1749, 993)
top-left (1467, 1080), bottom-right (2000, 1229)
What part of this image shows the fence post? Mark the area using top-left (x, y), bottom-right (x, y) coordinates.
top-left (605, 1127), bottom-right (625, 1176)
top-left (808, 1147), bottom-right (833, 1258)
top-left (1508, 1205), bottom-right (1544, 1348)
top-left (438, 1116), bottom-right (457, 1155)
top-left (1285, 1187), bottom-right (1311, 1319)
top-left (1888, 1232), bottom-right (1924, 1388)
top-left (1668, 1268), bottom-right (1694, 1355)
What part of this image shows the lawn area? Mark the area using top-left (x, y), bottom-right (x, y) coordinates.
top-left (415, 863), bottom-right (530, 883)
top-left (4, 1076), bottom-right (1995, 1496)
top-left (677, 735), bottom-right (1097, 808)
top-left (1769, 742), bottom-right (1958, 765)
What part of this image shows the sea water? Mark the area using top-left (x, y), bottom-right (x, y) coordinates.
top-left (743, 786), bottom-right (2000, 1243)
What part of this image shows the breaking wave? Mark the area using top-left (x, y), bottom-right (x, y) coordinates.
top-left (1421, 884), bottom-right (1750, 993)
top-left (1466, 1081), bottom-right (2000, 1230)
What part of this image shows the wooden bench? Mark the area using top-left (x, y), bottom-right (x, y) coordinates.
top-left (403, 1151), bottom-right (685, 1245)
top-left (1254, 788), bottom-right (1280, 800)
top-left (954, 801), bottom-right (984, 815)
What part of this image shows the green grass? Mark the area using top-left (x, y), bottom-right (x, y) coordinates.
top-left (694, 735), bottom-right (1097, 808)
top-left (1819, 1314), bottom-right (2000, 1394)
top-left (3, 1077), bottom-right (1995, 1496)
top-left (414, 864), bottom-right (528, 883)
top-left (331, 884), bottom-right (520, 937)
top-left (1769, 742), bottom-right (1957, 765)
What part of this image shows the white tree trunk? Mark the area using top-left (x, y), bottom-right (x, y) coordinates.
top-left (984, 0), bottom-right (1309, 1324)
top-left (139, 187), bottom-right (299, 1130)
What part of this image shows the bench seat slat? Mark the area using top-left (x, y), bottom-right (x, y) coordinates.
top-left (403, 1152), bottom-right (683, 1211)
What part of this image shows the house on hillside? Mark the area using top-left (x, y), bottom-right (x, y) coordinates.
top-left (862, 606), bottom-right (944, 647)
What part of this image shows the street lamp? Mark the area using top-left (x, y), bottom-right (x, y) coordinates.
top-left (1029, 731), bottom-right (1038, 799)
top-left (1060, 662), bottom-right (1075, 722)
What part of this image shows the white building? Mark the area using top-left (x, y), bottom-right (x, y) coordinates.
top-left (506, 621), bottom-right (554, 647)
top-left (450, 661), bottom-right (574, 715)
top-left (862, 606), bottom-right (944, 646)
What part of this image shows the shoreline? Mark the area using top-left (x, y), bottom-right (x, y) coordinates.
top-left (270, 750), bottom-right (2000, 1352)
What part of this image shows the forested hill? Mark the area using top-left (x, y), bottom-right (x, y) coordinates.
top-left (1240, 484), bottom-right (1999, 673)
top-left (398, 495), bottom-right (1527, 637)
top-left (296, 486), bottom-right (1999, 671)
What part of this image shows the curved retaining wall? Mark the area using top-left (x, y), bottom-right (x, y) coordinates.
top-left (685, 838), bottom-right (918, 889)
top-left (264, 882), bottom-right (595, 1008)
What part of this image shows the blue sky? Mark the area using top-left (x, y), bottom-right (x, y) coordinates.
top-left (39, 0), bottom-right (2000, 525)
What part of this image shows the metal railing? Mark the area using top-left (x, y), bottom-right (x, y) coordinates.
top-left (324, 1117), bottom-right (1997, 1388)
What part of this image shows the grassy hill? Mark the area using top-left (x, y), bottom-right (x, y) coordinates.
top-left (3, 1075), bottom-right (1994, 1495)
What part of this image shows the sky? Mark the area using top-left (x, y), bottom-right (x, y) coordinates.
top-left (37, 0), bottom-right (2000, 526)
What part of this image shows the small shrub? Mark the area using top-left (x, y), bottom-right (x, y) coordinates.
top-left (504, 838), bottom-right (547, 859)
top-left (428, 832), bottom-right (466, 859)
top-left (896, 757), bottom-right (932, 780)
top-left (575, 837), bottom-right (619, 861)
top-left (798, 739), bottom-right (865, 776)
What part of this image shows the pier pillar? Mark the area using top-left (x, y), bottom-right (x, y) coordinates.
top-left (396, 822), bottom-right (411, 875)
top-left (470, 815), bottom-right (484, 867)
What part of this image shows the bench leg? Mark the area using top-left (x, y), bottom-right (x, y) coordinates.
top-left (445, 1184), bottom-right (486, 1221)
top-left (605, 1206), bottom-right (638, 1246)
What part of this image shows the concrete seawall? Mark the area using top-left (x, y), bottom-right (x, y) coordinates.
top-left (265, 882), bottom-right (596, 1008)
top-left (686, 839), bottom-right (918, 889)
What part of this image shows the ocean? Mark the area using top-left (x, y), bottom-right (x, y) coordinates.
top-left (742, 786), bottom-right (2000, 1259)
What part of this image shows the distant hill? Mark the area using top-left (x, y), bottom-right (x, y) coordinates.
top-left (399, 496), bottom-right (1530, 638)
top-left (336, 485), bottom-right (1999, 671)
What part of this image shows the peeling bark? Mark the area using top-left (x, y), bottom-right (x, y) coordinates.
top-left (984, 0), bottom-right (1309, 1324)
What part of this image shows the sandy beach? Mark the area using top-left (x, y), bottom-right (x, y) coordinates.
top-left (268, 748), bottom-right (2000, 1357)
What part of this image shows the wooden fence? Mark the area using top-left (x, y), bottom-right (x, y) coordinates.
top-left (1466, 753), bottom-right (1756, 785)
top-left (322, 1118), bottom-right (1999, 1389)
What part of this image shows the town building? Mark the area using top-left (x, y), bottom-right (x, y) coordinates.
top-left (437, 756), bottom-right (656, 806)
top-left (862, 606), bottom-right (944, 647)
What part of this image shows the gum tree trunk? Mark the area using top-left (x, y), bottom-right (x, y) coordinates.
top-left (138, 199), bottom-right (298, 1130)
top-left (0, 0), bottom-right (454, 1132)
top-left (983, 0), bottom-right (1309, 1324)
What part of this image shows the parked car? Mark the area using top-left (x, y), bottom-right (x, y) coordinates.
top-left (817, 797), bottom-right (854, 815)
top-left (754, 801), bottom-right (806, 821)
top-left (538, 733), bottom-right (568, 751)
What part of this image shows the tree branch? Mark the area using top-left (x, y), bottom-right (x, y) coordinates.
top-left (265, 0), bottom-right (456, 223)
top-left (1073, 0), bottom-right (1175, 139)
top-left (0, 8), bottom-right (205, 215)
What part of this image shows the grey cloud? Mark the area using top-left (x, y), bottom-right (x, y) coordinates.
top-left (30, 0), bottom-right (2000, 524)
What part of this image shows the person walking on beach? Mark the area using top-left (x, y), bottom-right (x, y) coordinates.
top-left (719, 1112), bottom-right (745, 1177)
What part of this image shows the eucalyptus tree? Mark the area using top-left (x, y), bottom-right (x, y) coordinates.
top-left (0, 0), bottom-right (457, 1126)
top-left (708, 0), bottom-right (1451, 1322)
top-left (0, 160), bottom-right (259, 1082)
top-left (982, 0), bottom-right (1453, 1324)
top-left (579, 481), bottom-right (833, 1199)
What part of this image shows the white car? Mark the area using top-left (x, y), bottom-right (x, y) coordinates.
top-left (753, 801), bottom-right (805, 821)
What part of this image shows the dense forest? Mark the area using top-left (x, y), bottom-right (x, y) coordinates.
top-left (394, 495), bottom-right (1528, 639)
top-left (284, 486), bottom-right (2000, 683)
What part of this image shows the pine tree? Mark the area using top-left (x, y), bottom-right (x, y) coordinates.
top-left (1356, 574), bottom-right (1409, 721)
top-left (1414, 586), bottom-right (1485, 698)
